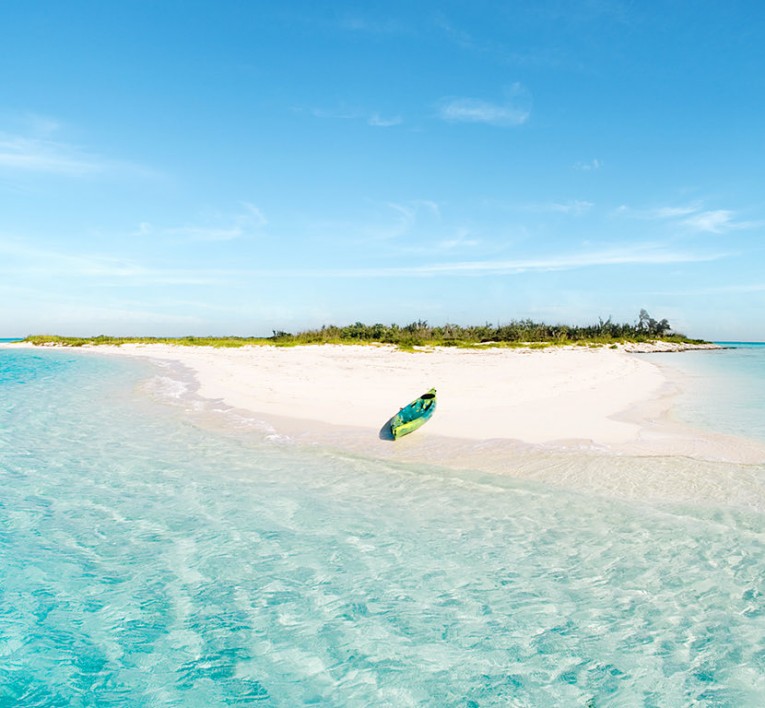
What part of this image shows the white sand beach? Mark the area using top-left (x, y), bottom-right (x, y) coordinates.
top-left (90, 343), bottom-right (659, 441)
top-left (33, 340), bottom-right (749, 464)
top-left (9, 340), bottom-right (764, 461)
top-left (7, 339), bottom-right (765, 504)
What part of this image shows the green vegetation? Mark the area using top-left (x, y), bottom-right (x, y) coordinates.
top-left (23, 311), bottom-right (708, 349)
top-left (22, 334), bottom-right (271, 348)
top-left (270, 311), bottom-right (703, 347)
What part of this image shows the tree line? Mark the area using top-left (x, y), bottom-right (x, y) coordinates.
top-left (24, 310), bottom-right (702, 348)
top-left (271, 310), bottom-right (694, 347)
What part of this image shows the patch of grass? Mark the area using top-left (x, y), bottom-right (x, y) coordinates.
top-left (23, 334), bottom-right (275, 348)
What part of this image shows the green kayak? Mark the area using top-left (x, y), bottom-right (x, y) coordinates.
top-left (390, 388), bottom-right (437, 440)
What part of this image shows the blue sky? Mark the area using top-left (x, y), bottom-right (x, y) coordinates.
top-left (1, 1), bottom-right (764, 340)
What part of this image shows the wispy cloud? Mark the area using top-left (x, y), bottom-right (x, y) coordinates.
top-left (438, 83), bottom-right (532, 127)
top-left (524, 200), bottom-right (594, 215)
top-left (0, 116), bottom-right (155, 178)
top-left (434, 14), bottom-right (477, 52)
top-left (661, 282), bottom-right (765, 295)
top-left (681, 209), bottom-right (750, 234)
top-left (0, 235), bottom-right (725, 289)
top-left (434, 14), bottom-right (572, 71)
top-left (336, 200), bottom-right (442, 242)
top-left (327, 246), bottom-right (722, 277)
top-left (0, 238), bottom-right (227, 287)
top-left (0, 238), bottom-right (154, 280)
top-left (436, 228), bottom-right (480, 251)
top-left (651, 205), bottom-right (699, 219)
top-left (617, 202), bottom-right (759, 233)
top-left (336, 14), bottom-right (411, 35)
top-left (574, 159), bottom-right (603, 171)
top-left (367, 113), bottom-right (403, 127)
top-left (305, 105), bottom-right (403, 128)
top-left (136, 203), bottom-right (267, 242)
top-left (0, 134), bottom-right (103, 175)
top-left (231, 244), bottom-right (724, 278)
top-left (308, 106), bottom-right (358, 120)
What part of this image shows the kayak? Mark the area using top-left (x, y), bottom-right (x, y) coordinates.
top-left (390, 388), bottom-right (437, 439)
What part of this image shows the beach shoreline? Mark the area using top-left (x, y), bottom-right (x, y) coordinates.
top-left (78, 342), bottom-right (670, 441)
top-left (6, 340), bottom-right (762, 465)
top-left (5, 340), bottom-right (765, 510)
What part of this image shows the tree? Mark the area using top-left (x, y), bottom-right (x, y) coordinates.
top-left (637, 309), bottom-right (671, 337)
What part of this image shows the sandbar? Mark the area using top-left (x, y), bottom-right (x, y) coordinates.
top-left (3, 340), bottom-right (754, 452)
top-left (94, 343), bottom-right (659, 441)
top-left (7, 340), bottom-right (765, 506)
top-left (53, 341), bottom-right (761, 460)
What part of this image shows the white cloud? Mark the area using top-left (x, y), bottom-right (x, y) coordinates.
top-left (574, 159), bottom-right (603, 171)
top-left (525, 200), bottom-right (593, 215)
top-left (349, 200), bottom-right (445, 242)
top-left (555, 200), bottom-right (593, 215)
top-left (438, 83), bottom-right (531, 127)
top-left (436, 228), bottom-right (480, 251)
top-left (350, 246), bottom-right (722, 277)
top-left (137, 203), bottom-right (267, 242)
top-left (309, 106), bottom-right (358, 120)
top-left (368, 113), bottom-right (403, 127)
top-left (0, 238), bottom-right (227, 286)
top-left (415, 200), bottom-right (442, 218)
top-left (434, 14), bottom-right (477, 52)
top-left (306, 105), bottom-right (403, 128)
top-left (0, 238), bottom-right (151, 279)
top-left (0, 135), bottom-right (103, 175)
top-left (378, 202), bottom-right (416, 239)
top-left (223, 244), bottom-right (724, 278)
top-left (651, 205), bottom-right (699, 219)
top-left (615, 203), bottom-right (699, 220)
top-left (23, 113), bottom-right (61, 138)
top-left (617, 202), bottom-right (758, 233)
top-left (438, 98), bottom-right (529, 126)
top-left (682, 209), bottom-right (737, 233)
top-left (0, 233), bottom-right (725, 293)
top-left (337, 14), bottom-right (409, 35)
top-left (0, 117), bottom-right (157, 179)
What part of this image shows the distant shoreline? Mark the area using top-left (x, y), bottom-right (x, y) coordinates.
top-left (13, 335), bottom-right (721, 352)
top-left (13, 313), bottom-right (716, 350)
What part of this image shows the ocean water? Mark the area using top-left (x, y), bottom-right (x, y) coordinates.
top-left (2, 346), bottom-right (765, 706)
top-left (649, 343), bottom-right (765, 444)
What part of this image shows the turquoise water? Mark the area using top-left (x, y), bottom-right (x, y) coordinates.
top-left (2, 348), bottom-right (765, 705)
top-left (650, 343), bottom-right (765, 444)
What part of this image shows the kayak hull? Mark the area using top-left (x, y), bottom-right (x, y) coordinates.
top-left (390, 388), bottom-right (437, 439)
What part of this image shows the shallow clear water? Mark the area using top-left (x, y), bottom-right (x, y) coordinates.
top-left (650, 343), bottom-right (765, 444)
top-left (2, 347), bottom-right (765, 705)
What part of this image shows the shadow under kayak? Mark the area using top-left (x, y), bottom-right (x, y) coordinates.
top-left (390, 388), bottom-right (437, 440)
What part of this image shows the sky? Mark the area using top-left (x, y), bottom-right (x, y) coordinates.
top-left (1, 1), bottom-right (764, 340)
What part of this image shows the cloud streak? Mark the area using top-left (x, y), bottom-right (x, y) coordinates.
top-left (273, 245), bottom-right (723, 278)
top-left (1, 237), bottom-right (724, 286)
top-left (438, 83), bottom-right (532, 126)
top-left (0, 118), bottom-right (157, 180)
top-left (522, 200), bottom-right (594, 215)
top-left (681, 209), bottom-right (753, 234)
top-left (616, 202), bottom-right (760, 234)
top-left (0, 135), bottom-right (103, 175)
top-left (574, 159), bottom-right (603, 171)
top-left (367, 113), bottom-right (403, 127)
top-left (306, 106), bottom-right (403, 128)
top-left (136, 203), bottom-right (267, 242)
